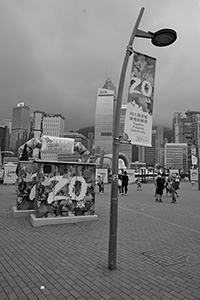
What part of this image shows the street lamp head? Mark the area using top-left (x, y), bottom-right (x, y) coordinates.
top-left (151, 28), bottom-right (177, 47)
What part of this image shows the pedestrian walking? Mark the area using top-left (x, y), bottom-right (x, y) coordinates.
top-left (165, 178), bottom-right (170, 197)
top-left (174, 173), bottom-right (180, 197)
top-left (97, 176), bottom-right (104, 195)
top-left (170, 176), bottom-right (179, 203)
top-left (122, 171), bottom-right (129, 195)
top-left (136, 178), bottom-right (142, 191)
top-left (155, 173), bottom-right (165, 202)
top-left (118, 175), bottom-right (122, 196)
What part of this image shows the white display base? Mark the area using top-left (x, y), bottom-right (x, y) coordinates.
top-left (12, 206), bottom-right (35, 218)
top-left (30, 214), bottom-right (98, 227)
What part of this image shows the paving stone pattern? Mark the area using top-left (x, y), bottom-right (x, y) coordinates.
top-left (1, 181), bottom-right (200, 299)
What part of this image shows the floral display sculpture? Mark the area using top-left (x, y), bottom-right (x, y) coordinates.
top-left (17, 161), bottom-right (37, 210)
top-left (34, 161), bottom-right (96, 218)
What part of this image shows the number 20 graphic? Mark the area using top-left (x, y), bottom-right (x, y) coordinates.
top-left (129, 77), bottom-right (152, 98)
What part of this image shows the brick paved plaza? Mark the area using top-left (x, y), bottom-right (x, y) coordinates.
top-left (1, 181), bottom-right (200, 300)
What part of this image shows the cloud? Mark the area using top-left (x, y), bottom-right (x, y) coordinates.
top-left (0, 0), bottom-right (199, 131)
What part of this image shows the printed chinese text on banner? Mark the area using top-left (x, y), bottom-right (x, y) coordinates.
top-left (124, 51), bottom-right (156, 146)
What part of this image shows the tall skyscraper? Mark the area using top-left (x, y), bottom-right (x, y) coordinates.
top-left (32, 111), bottom-right (65, 161)
top-left (145, 129), bottom-right (156, 166)
top-left (0, 126), bottom-right (10, 153)
top-left (41, 113), bottom-right (65, 161)
top-left (172, 111), bottom-right (200, 169)
top-left (3, 119), bottom-right (12, 134)
top-left (10, 103), bottom-right (30, 154)
top-left (172, 112), bottom-right (184, 143)
top-left (155, 126), bottom-right (164, 166)
top-left (94, 79), bottom-right (116, 155)
top-left (165, 143), bottom-right (188, 172)
top-left (94, 79), bottom-right (133, 166)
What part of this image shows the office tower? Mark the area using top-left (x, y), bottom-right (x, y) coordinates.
top-left (165, 143), bottom-right (188, 172)
top-left (41, 113), bottom-right (65, 161)
top-left (32, 111), bottom-right (43, 139)
top-left (3, 119), bottom-right (12, 134)
top-left (58, 132), bottom-right (86, 162)
top-left (94, 80), bottom-right (116, 155)
top-left (102, 78), bottom-right (117, 97)
top-left (145, 129), bottom-right (156, 167)
top-left (0, 126), bottom-right (10, 153)
top-left (155, 126), bottom-right (164, 166)
top-left (138, 146), bottom-right (146, 163)
top-left (172, 112), bottom-right (185, 143)
top-left (172, 110), bottom-right (200, 144)
top-left (32, 111), bottom-right (65, 161)
top-left (132, 145), bottom-right (139, 162)
top-left (86, 132), bottom-right (94, 157)
top-left (10, 103), bottom-right (30, 154)
top-left (184, 110), bottom-right (200, 145)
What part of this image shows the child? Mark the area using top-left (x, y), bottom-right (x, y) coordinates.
top-left (97, 176), bottom-right (104, 194)
top-left (100, 178), bottom-right (105, 194)
top-left (136, 178), bottom-right (142, 191)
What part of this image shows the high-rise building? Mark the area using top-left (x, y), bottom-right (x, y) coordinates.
top-left (3, 119), bottom-right (12, 134)
top-left (172, 112), bottom-right (185, 143)
top-left (32, 111), bottom-right (65, 161)
top-left (94, 80), bottom-right (116, 155)
top-left (155, 126), bottom-right (164, 166)
top-left (41, 113), bottom-right (65, 161)
top-left (172, 111), bottom-right (200, 169)
top-left (10, 103), bottom-right (30, 154)
top-left (86, 132), bottom-right (94, 156)
top-left (0, 126), bottom-right (10, 152)
top-left (165, 143), bottom-right (188, 172)
top-left (138, 146), bottom-right (146, 163)
top-left (145, 129), bottom-right (156, 167)
top-left (94, 79), bottom-right (133, 166)
top-left (102, 78), bottom-right (117, 96)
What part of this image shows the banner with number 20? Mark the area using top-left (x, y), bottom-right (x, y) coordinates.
top-left (124, 51), bottom-right (156, 147)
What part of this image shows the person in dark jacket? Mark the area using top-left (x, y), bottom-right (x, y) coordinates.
top-left (122, 171), bottom-right (129, 195)
top-left (155, 173), bottom-right (165, 202)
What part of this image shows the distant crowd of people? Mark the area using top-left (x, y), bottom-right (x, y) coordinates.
top-left (97, 170), bottom-right (182, 204)
top-left (97, 170), bottom-right (129, 196)
top-left (154, 172), bottom-right (180, 204)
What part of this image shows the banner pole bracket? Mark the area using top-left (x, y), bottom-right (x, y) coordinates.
top-left (126, 45), bottom-right (134, 56)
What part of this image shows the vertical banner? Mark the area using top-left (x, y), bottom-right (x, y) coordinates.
top-left (191, 144), bottom-right (198, 165)
top-left (124, 51), bottom-right (156, 146)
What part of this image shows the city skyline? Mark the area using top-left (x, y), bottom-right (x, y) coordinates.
top-left (0, 0), bottom-right (199, 131)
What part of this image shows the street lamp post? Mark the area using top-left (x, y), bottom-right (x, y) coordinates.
top-left (108, 7), bottom-right (177, 270)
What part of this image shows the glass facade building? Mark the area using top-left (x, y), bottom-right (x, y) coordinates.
top-left (165, 143), bottom-right (188, 172)
top-left (41, 113), bottom-right (65, 161)
top-left (10, 104), bottom-right (30, 154)
top-left (94, 87), bottom-right (115, 155)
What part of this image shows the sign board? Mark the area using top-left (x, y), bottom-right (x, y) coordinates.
top-left (3, 162), bottom-right (17, 184)
top-left (190, 169), bottom-right (198, 181)
top-left (41, 135), bottom-right (74, 154)
top-left (126, 169), bottom-right (135, 184)
top-left (96, 169), bottom-right (108, 184)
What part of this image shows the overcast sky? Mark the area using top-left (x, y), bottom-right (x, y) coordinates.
top-left (0, 0), bottom-right (199, 131)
